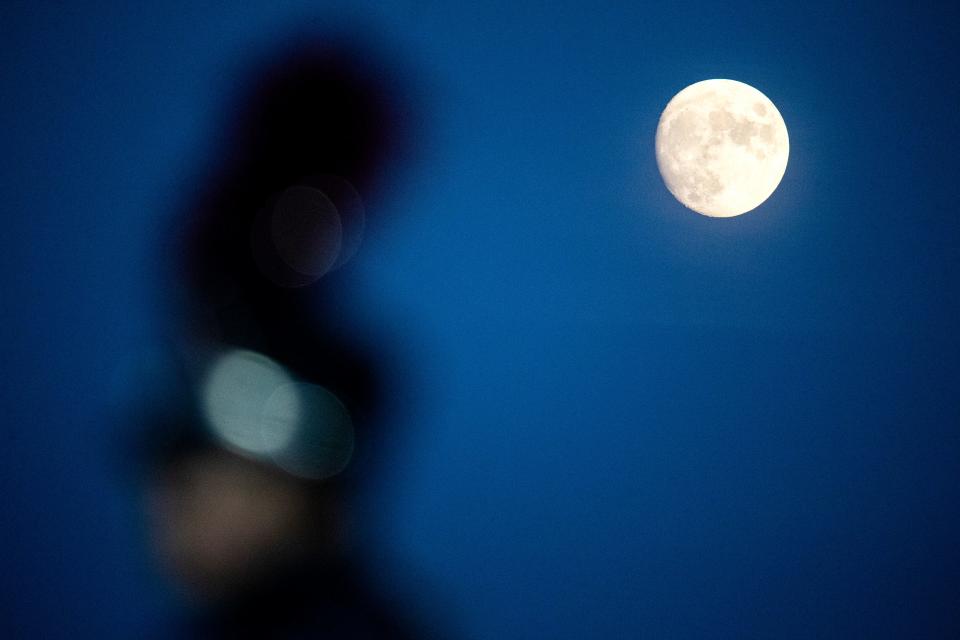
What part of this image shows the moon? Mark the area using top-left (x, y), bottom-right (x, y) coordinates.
top-left (655, 79), bottom-right (789, 217)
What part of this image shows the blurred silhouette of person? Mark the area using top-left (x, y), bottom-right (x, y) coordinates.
top-left (134, 32), bottom-right (430, 638)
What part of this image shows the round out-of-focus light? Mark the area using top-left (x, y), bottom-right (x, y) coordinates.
top-left (302, 174), bottom-right (366, 270)
top-left (201, 349), bottom-right (298, 456)
top-left (270, 185), bottom-right (342, 277)
top-left (265, 382), bottom-right (354, 480)
top-left (251, 185), bottom-right (343, 288)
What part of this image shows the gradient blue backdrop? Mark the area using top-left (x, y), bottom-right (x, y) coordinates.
top-left (3, 1), bottom-right (959, 637)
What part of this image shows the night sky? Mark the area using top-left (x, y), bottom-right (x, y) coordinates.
top-left (3, 1), bottom-right (959, 637)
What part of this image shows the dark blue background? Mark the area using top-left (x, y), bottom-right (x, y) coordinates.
top-left (3, 1), bottom-right (959, 637)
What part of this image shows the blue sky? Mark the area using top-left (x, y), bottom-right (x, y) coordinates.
top-left (3, 1), bottom-right (959, 637)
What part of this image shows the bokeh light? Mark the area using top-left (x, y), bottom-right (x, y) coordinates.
top-left (200, 348), bottom-right (354, 480)
top-left (201, 349), bottom-right (299, 456)
top-left (271, 185), bottom-right (342, 276)
top-left (266, 381), bottom-right (354, 480)
top-left (303, 174), bottom-right (366, 270)
top-left (251, 185), bottom-right (343, 287)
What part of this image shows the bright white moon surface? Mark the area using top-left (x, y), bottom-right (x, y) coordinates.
top-left (655, 79), bottom-right (789, 217)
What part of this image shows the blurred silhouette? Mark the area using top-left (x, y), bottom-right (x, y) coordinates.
top-left (134, 33), bottom-right (428, 638)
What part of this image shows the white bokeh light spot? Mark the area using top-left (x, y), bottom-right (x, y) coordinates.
top-left (201, 349), bottom-right (300, 456)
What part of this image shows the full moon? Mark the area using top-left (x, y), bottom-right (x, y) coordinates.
top-left (655, 79), bottom-right (789, 217)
